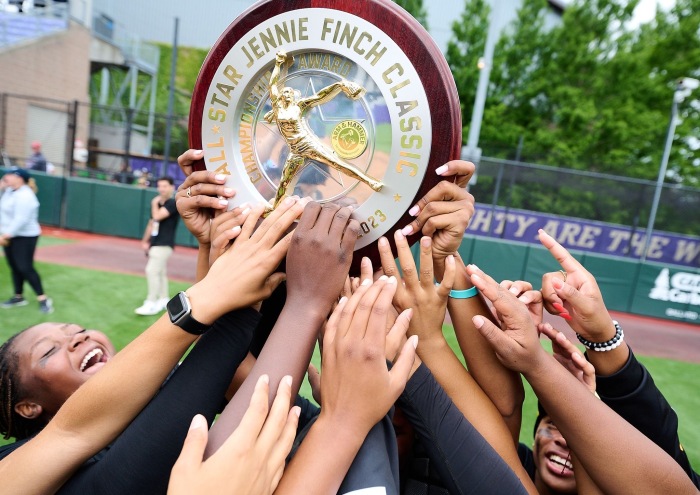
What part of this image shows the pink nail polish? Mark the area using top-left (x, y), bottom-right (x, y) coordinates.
top-left (401, 225), bottom-right (413, 236)
top-left (409, 205), bottom-right (420, 216)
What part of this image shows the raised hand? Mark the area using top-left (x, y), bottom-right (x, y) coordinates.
top-left (319, 277), bottom-right (417, 433)
top-left (538, 230), bottom-right (617, 342)
top-left (175, 169), bottom-right (235, 245)
top-left (378, 230), bottom-right (455, 344)
top-left (538, 323), bottom-right (596, 394)
top-left (177, 149), bottom-right (204, 177)
top-left (207, 205), bottom-right (252, 266)
top-left (399, 160), bottom-right (475, 265)
top-left (168, 375), bottom-right (299, 495)
top-left (187, 197), bottom-right (306, 323)
top-left (498, 279), bottom-right (544, 326)
top-left (285, 202), bottom-right (359, 318)
top-left (468, 264), bottom-right (550, 375)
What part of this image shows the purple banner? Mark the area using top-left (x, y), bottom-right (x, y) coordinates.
top-left (467, 204), bottom-right (700, 268)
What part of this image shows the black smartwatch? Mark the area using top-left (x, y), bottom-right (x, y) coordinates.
top-left (166, 291), bottom-right (210, 335)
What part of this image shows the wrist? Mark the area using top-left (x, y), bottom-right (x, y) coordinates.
top-left (185, 283), bottom-right (224, 326)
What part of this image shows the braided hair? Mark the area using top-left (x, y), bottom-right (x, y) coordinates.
top-left (0, 329), bottom-right (43, 440)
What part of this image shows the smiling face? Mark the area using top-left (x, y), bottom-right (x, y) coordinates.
top-left (533, 416), bottom-right (576, 494)
top-left (12, 323), bottom-right (115, 419)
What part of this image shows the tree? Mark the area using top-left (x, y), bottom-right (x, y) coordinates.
top-left (445, 0), bottom-right (490, 133)
top-left (393, 0), bottom-right (429, 30)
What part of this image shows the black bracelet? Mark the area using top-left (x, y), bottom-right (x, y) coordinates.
top-left (576, 320), bottom-right (624, 352)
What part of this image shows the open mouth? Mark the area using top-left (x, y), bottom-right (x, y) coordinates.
top-left (548, 453), bottom-right (574, 473)
top-left (80, 348), bottom-right (105, 372)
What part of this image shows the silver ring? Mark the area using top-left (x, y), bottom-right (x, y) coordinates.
top-left (186, 187), bottom-right (191, 198)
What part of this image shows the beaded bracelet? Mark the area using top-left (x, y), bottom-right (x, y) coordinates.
top-left (449, 287), bottom-right (479, 299)
top-left (576, 320), bottom-right (624, 352)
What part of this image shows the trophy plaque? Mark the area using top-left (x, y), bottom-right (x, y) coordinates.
top-left (189, 0), bottom-right (461, 272)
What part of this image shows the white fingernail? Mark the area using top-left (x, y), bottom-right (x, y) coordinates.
top-left (215, 173), bottom-right (226, 181)
top-left (409, 205), bottom-right (420, 216)
top-left (410, 335), bottom-right (419, 349)
top-left (339, 296), bottom-right (348, 304)
top-left (361, 278), bottom-right (372, 286)
top-left (194, 150), bottom-right (204, 155)
top-left (189, 414), bottom-right (206, 431)
top-left (388, 276), bottom-right (397, 285)
top-left (231, 225), bottom-right (241, 233)
top-left (224, 187), bottom-right (234, 195)
top-left (219, 199), bottom-right (229, 206)
top-left (435, 165), bottom-right (448, 175)
top-left (241, 208), bottom-right (251, 216)
top-left (379, 275), bottom-right (388, 281)
top-left (283, 375), bottom-right (293, 387)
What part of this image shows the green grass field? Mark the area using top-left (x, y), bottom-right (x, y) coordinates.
top-left (1, 258), bottom-right (698, 471)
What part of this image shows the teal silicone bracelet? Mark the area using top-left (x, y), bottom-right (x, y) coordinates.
top-left (449, 287), bottom-right (479, 299)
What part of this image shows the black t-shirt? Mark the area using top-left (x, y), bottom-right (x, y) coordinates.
top-left (150, 197), bottom-right (178, 247)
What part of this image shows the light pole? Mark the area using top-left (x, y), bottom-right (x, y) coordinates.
top-left (641, 77), bottom-right (699, 262)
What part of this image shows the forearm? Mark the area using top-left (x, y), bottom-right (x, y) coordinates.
top-left (448, 265), bottom-right (524, 440)
top-left (417, 336), bottom-right (535, 493)
top-left (582, 317), bottom-right (630, 375)
top-left (275, 416), bottom-right (366, 495)
top-left (204, 302), bottom-right (325, 456)
top-left (195, 243), bottom-right (210, 282)
top-left (0, 316), bottom-right (196, 495)
top-left (526, 357), bottom-right (698, 494)
top-left (141, 221), bottom-right (152, 243)
top-left (398, 364), bottom-right (528, 495)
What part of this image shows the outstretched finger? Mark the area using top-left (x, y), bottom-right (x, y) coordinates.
top-left (177, 149), bottom-right (204, 176)
top-left (172, 414), bottom-right (208, 471)
top-left (388, 335), bottom-right (418, 398)
top-left (257, 375), bottom-right (294, 450)
top-left (226, 375), bottom-right (270, 448)
top-left (538, 229), bottom-right (585, 275)
top-left (394, 230), bottom-right (419, 289)
top-left (466, 264), bottom-right (520, 321)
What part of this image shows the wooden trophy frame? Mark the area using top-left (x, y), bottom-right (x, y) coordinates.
top-left (189, 0), bottom-right (461, 273)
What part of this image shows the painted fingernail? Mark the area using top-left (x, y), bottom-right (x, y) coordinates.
top-left (395, 230), bottom-right (405, 240)
top-left (379, 275), bottom-right (388, 281)
top-left (231, 225), bottom-right (241, 234)
top-left (409, 205), bottom-right (420, 216)
top-left (339, 296), bottom-right (348, 304)
top-left (241, 207), bottom-right (251, 216)
top-left (194, 149), bottom-right (204, 155)
top-left (471, 263), bottom-right (480, 271)
top-left (552, 278), bottom-right (563, 289)
top-left (224, 187), bottom-right (234, 195)
top-left (292, 406), bottom-right (301, 417)
top-left (560, 313), bottom-right (573, 321)
top-left (552, 302), bottom-right (566, 313)
top-left (401, 225), bottom-right (413, 236)
top-left (387, 276), bottom-right (397, 285)
top-left (410, 335), bottom-right (419, 349)
top-left (215, 173), bottom-right (226, 181)
top-left (361, 278), bottom-right (372, 286)
top-left (435, 164), bottom-right (449, 175)
top-left (218, 199), bottom-right (229, 206)
top-left (189, 414), bottom-right (206, 431)
top-left (259, 374), bottom-right (270, 385)
top-left (283, 375), bottom-right (293, 387)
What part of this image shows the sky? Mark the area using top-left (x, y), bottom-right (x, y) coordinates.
top-left (631, 0), bottom-right (677, 26)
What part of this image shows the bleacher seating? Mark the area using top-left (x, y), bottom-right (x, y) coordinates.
top-left (0, 10), bottom-right (67, 48)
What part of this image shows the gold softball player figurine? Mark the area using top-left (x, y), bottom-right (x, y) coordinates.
top-left (265, 50), bottom-right (383, 209)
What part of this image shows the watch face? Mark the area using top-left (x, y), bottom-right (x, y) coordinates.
top-left (167, 293), bottom-right (189, 323)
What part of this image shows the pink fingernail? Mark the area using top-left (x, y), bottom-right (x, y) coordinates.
top-left (409, 205), bottom-right (420, 216)
top-left (401, 225), bottom-right (413, 236)
top-left (218, 199), bottom-right (229, 206)
top-left (435, 164), bottom-right (448, 175)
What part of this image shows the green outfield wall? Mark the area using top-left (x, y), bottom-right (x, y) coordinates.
top-left (4, 171), bottom-right (699, 324)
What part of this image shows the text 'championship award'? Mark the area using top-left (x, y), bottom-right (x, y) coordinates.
top-left (189, 0), bottom-right (461, 271)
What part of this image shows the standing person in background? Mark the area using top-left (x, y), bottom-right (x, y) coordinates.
top-left (0, 167), bottom-right (53, 313)
top-left (135, 176), bottom-right (179, 316)
top-left (26, 142), bottom-right (47, 172)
